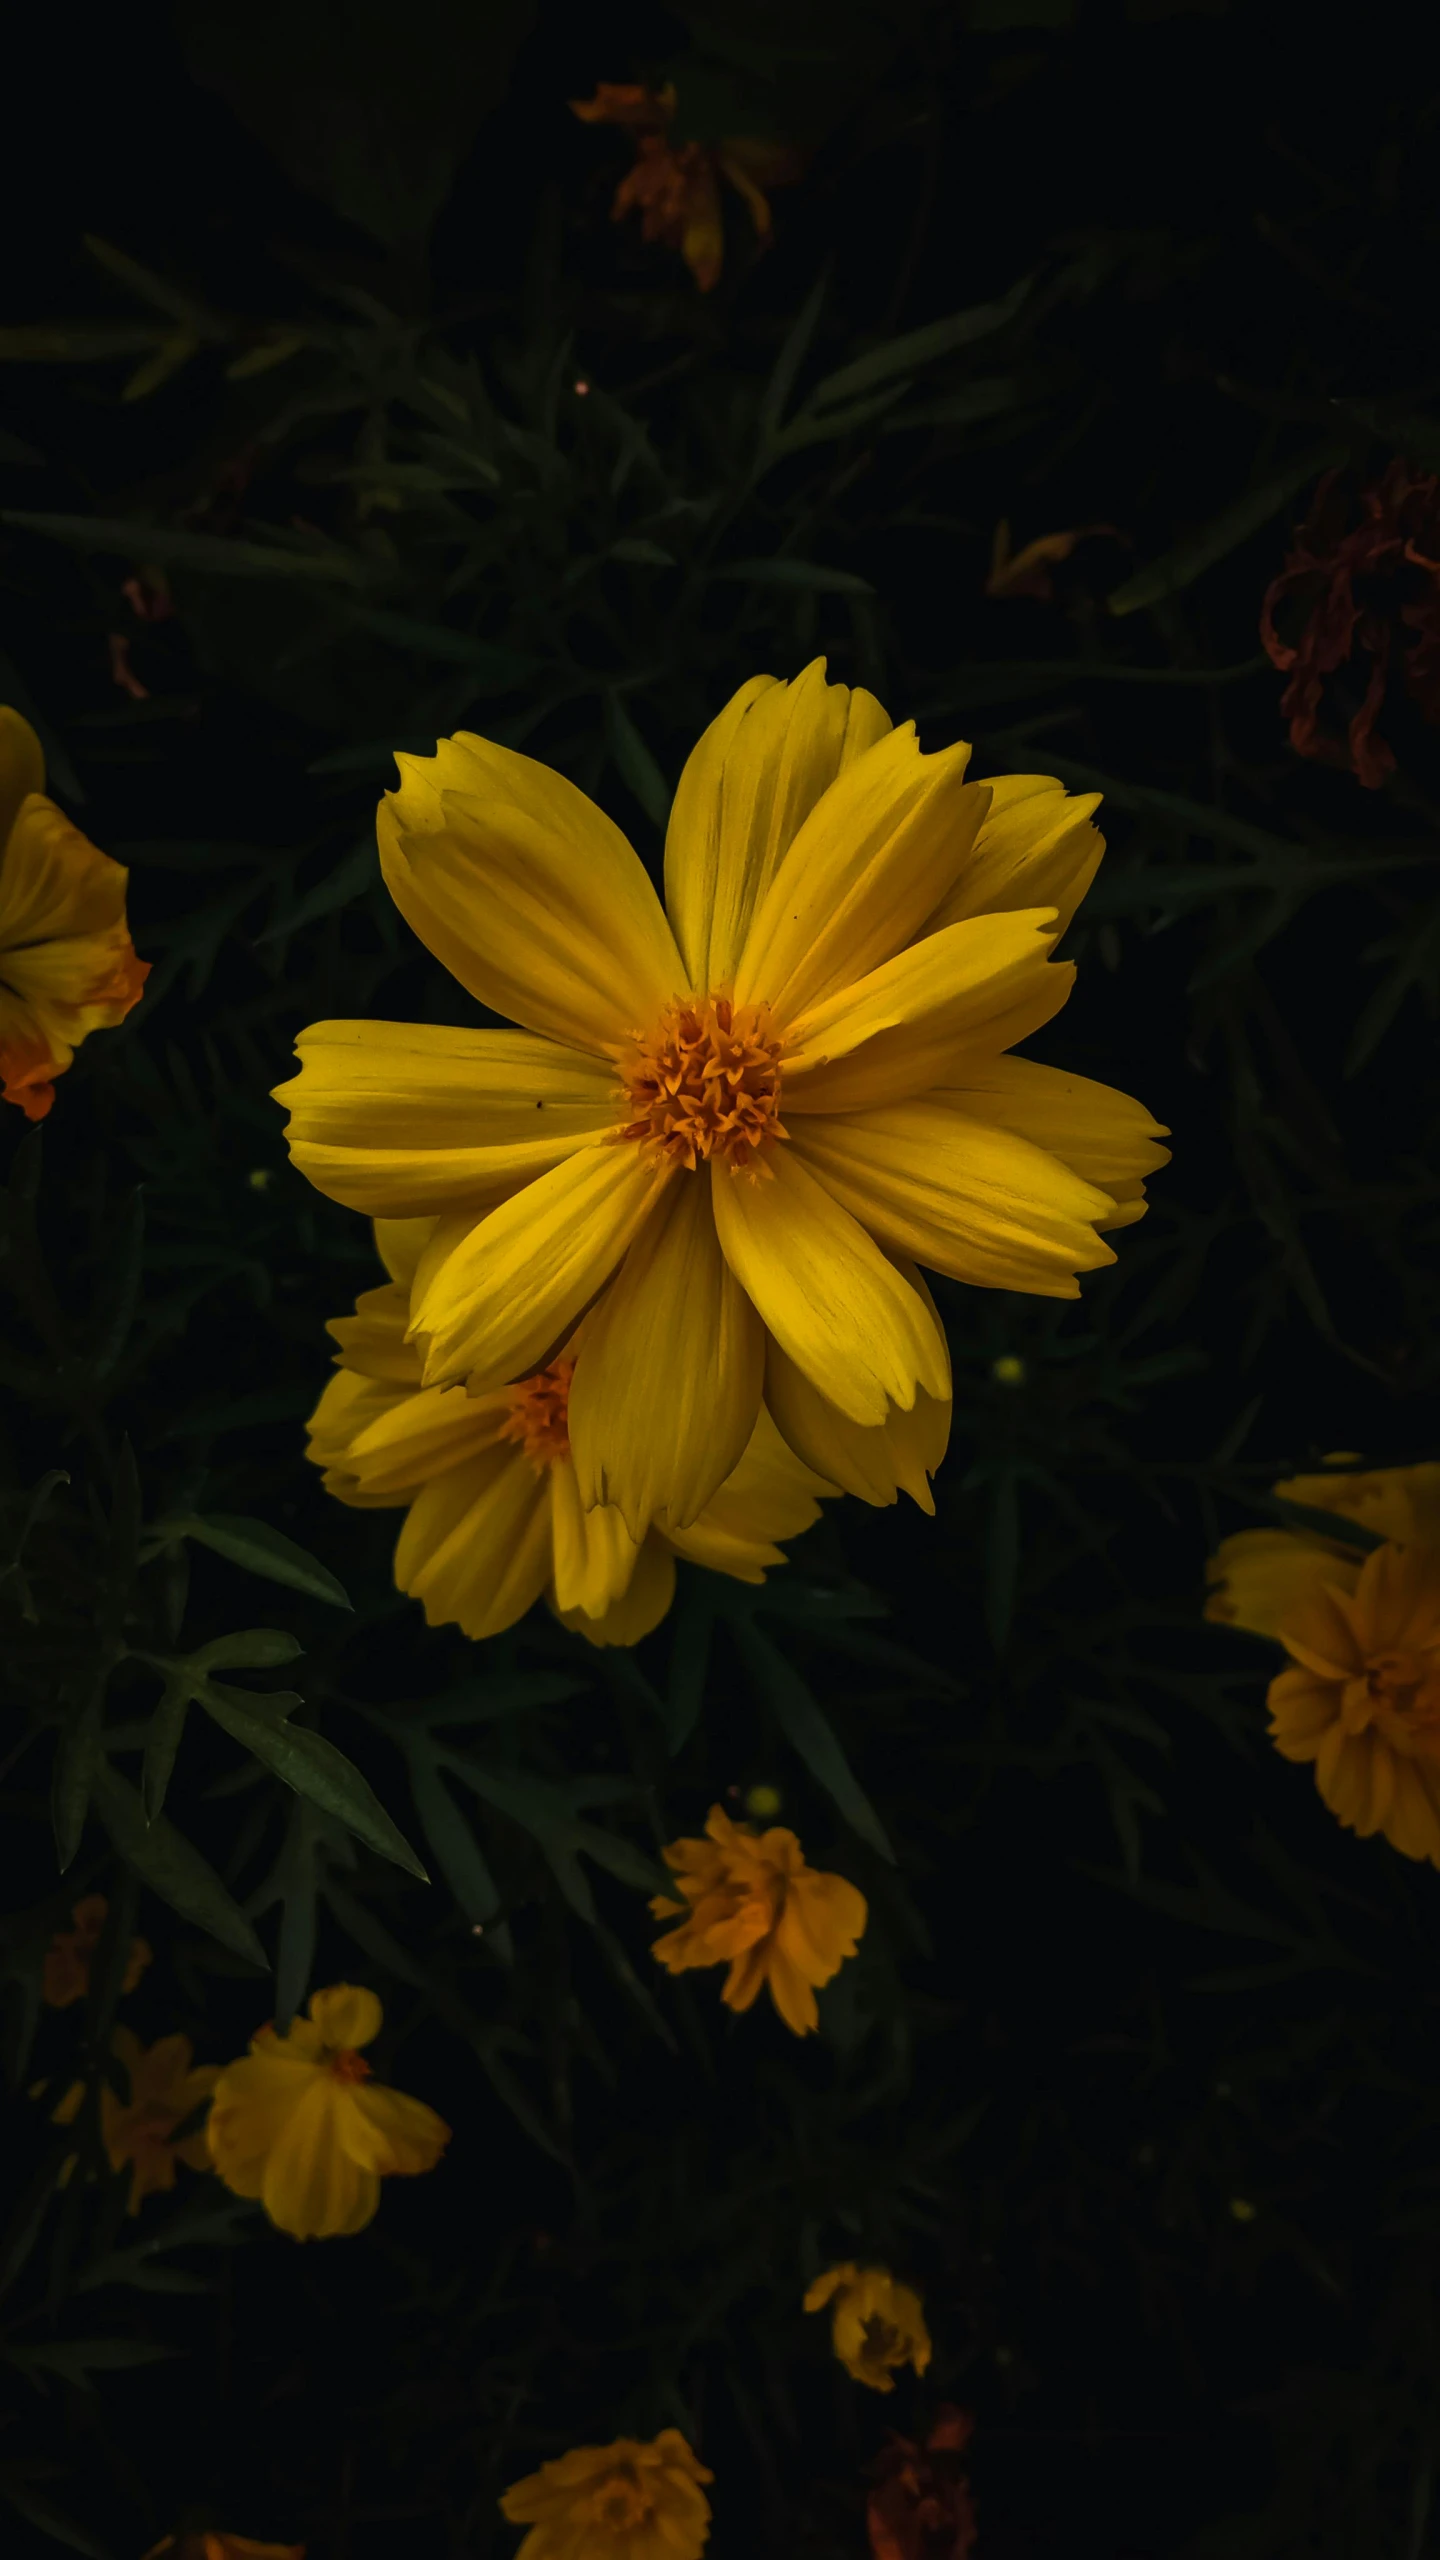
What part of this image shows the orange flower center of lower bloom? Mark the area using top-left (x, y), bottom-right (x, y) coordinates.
top-left (616, 994), bottom-right (786, 1172)
top-left (1343, 1647), bottom-right (1440, 1743)
top-left (499, 1359), bottom-right (575, 1469)
top-left (327, 2047), bottom-right (372, 2084)
top-left (588, 2472), bottom-right (650, 2534)
top-left (861, 2312), bottom-right (906, 2367)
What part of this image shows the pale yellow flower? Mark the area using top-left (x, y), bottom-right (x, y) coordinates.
top-left (500, 2430), bottom-right (712, 2560)
top-left (308, 1219), bottom-right (843, 1644)
top-left (207, 1984), bottom-right (449, 2241)
top-left (54, 2027), bottom-right (218, 2214)
top-left (276, 663), bottom-right (1165, 1535)
top-left (650, 1804), bottom-right (865, 2034)
top-left (803, 2261), bottom-right (932, 2391)
top-left (0, 704), bottom-right (148, 1118)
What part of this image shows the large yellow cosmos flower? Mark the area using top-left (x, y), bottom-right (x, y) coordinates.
top-left (500, 2430), bottom-right (713, 2560)
top-left (0, 705), bottom-right (148, 1118)
top-left (275, 663), bottom-right (1167, 1533)
top-left (309, 1219), bottom-right (842, 1643)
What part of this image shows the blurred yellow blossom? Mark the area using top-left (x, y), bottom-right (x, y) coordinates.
top-left (650, 1804), bottom-right (865, 2035)
top-left (207, 1984), bottom-right (449, 2241)
top-left (1207, 1461), bottom-right (1440, 1864)
top-left (0, 704), bottom-right (148, 1119)
top-left (42, 1893), bottom-right (151, 2009)
top-left (803, 2262), bottom-right (932, 2391)
top-left (570, 83), bottom-right (797, 292)
top-left (500, 2429), bottom-right (712, 2560)
top-left (54, 2027), bottom-right (218, 2214)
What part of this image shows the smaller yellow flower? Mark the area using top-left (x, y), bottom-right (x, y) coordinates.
top-left (0, 705), bottom-right (148, 1118)
top-left (54, 2027), bottom-right (219, 2214)
top-left (1206, 1461), bottom-right (1440, 1640)
top-left (500, 2430), bottom-right (712, 2560)
top-left (207, 1984), bottom-right (449, 2241)
top-left (42, 1892), bottom-right (151, 2008)
top-left (141, 2535), bottom-right (304, 2560)
top-left (650, 1804), bottom-right (865, 2035)
top-left (803, 2262), bottom-right (932, 2392)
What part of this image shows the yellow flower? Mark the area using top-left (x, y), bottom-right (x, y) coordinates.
top-left (802, 2262), bottom-right (932, 2391)
top-left (650, 1804), bottom-right (866, 2034)
top-left (206, 1984), bottom-right (449, 2240)
top-left (141, 2536), bottom-right (304, 2560)
top-left (571, 83), bottom-right (797, 293)
top-left (500, 2429), bottom-right (712, 2560)
top-left (307, 1218), bottom-right (845, 1644)
top-left (42, 1892), bottom-right (152, 2008)
top-left (276, 664), bottom-right (1165, 1536)
top-left (0, 705), bottom-right (148, 1118)
top-left (1207, 1462), bottom-right (1440, 1863)
top-left (54, 2027), bottom-right (219, 2214)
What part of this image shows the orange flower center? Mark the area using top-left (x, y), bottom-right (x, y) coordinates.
top-left (861, 2312), bottom-right (906, 2368)
top-left (499, 1359), bottom-right (575, 1469)
top-left (588, 2472), bottom-right (651, 2535)
top-left (616, 994), bottom-right (786, 1172)
top-left (327, 2047), bottom-right (372, 2085)
top-left (1344, 1646), bottom-right (1440, 1745)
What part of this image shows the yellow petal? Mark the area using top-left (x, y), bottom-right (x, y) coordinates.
top-left (547, 1460), bottom-right (646, 1619)
top-left (802, 2265), bottom-right (852, 2314)
top-left (410, 1141), bottom-right (671, 1391)
top-left (924, 773), bottom-right (1103, 938)
top-left (711, 1145), bottom-right (949, 1424)
top-left (666, 1403), bottom-right (834, 1579)
top-left (941, 1054), bottom-right (1170, 1201)
top-left (208, 2050), bottom-right (315, 2199)
top-left (341, 2080), bottom-right (449, 2176)
top-left (261, 2079), bottom-right (378, 2239)
top-left (765, 1253), bottom-right (949, 1510)
top-left (567, 1170), bottom-right (764, 1534)
top-left (1205, 1530), bottom-right (1358, 1641)
top-left (791, 1101), bottom-right (1117, 1297)
top-left (325, 1279), bottom-right (420, 1385)
top-left (394, 1445), bottom-right (553, 1639)
top-left (665, 662), bottom-right (892, 988)
top-left (1384, 1757), bottom-right (1440, 1863)
top-left (274, 1021), bottom-right (619, 1218)
top-left (331, 1376), bottom-right (510, 1499)
top-left (556, 1531), bottom-right (678, 1645)
top-left (783, 909), bottom-right (1063, 1113)
top-left (0, 706), bottom-right (45, 847)
top-left (374, 1216), bottom-right (435, 1288)
top-left (379, 733), bottom-right (684, 1054)
top-left (781, 960), bottom-right (1076, 1118)
top-left (1274, 1462), bottom-right (1440, 1548)
top-left (733, 725), bottom-right (989, 1025)
top-left (307, 1369), bottom-right (414, 1504)
top-left (308, 1984), bottom-right (383, 2049)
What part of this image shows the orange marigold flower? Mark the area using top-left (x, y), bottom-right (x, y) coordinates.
top-left (1207, 1461), bottom-right (1440, 1863)
top-left (54, 2027), bottom-right (219, 2214)
top-left (500, 2429), bottom-right (713, 2560)
top-left (868, 2407), bottom-right (978, 2560)
top-left (1260, 461), bottom-right (1440, 788)
top-left (0, 704), bottom-right (149, 1118)
top-left (141, 2533), bottom-right (305, 2560)
top-left (207, 1984), bottom-right (450, 2241)
top-left (986, 520), bottom-right (1117, 603)
top-left (650, 1804), bottom-right (865, 2034)
top-left (571, 82), bottom-right (797, 292)
top-left (42, 1893), bottom-right (152, 2009)
top-left (804, 2262), bottom-right (932, 2392)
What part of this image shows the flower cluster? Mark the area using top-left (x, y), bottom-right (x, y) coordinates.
top-left (1207, 1462), bottom-right (1440, 1862)
top-left (650, 1803), bottom-right (866, 2034)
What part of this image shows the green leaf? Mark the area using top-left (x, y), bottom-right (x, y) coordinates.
top-left (760, 266), bottom-right (829, 444)
top-left (2, 510), bottom-right (370, 585)
top-left (7, 2337), bottom-right (179, 2385)
top-left (82, 234), bottom-right (220, 332)
top-left (198, 1686), bottom-right (427, 1880)
top-left (712, 557), bottom-right (873, 594)
top-left (0, 2474), bottom-right (116, 2559)
top-left (732, 1620), bottom-right (894, 1862)
top-left (51, 1701), bottom-right (100, 1874)
top-left (409, 1759), bottom-right (504, 1934)
top-left (604, 694), bottom-right (672, 826)
top-left (800, 272), bottom-right (1033, 416)
top-left (91, 1764), bottom-right (267, 1967)
top-left (1107, 441), bottom-right (1345, 616)
top-left (257, 837), bottom-right (378, 944)
top-left (193, 1629), bottom-right (306, 1671)
top-left (165, 1512), bottom-right (351, 1608)
top-left (141, 1676), bottom-right (191, 1825)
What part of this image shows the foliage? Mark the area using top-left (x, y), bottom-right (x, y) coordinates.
top-left (1, 5), bottom-right (1438, 2555)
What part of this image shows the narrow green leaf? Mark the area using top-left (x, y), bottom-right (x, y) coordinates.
top-left (141, 1677), bottom-right (191, 1826)
top-left (273, 1811), bottom-right (320, 2030)
top-left (409, 1759), bottom-right (503, 1931)
top-left (192, 1630), bottom-right (305, 1672)
top-left (82, 233), bottom-right (218, 331)
top-left (604, 694), bottom-right (671, 826)
top-left (732, 1621), bottom-right (894, 1862)
top-left (0, 2476), bottom-right (116, 2559)
top-left (760, 266), bottom-right (829, 443)
top-left (257, 837), bottom-right (378, 944)
top-left (2, 511), bottom-right (370, 585)
top-left (91, 1764), bottom-right (267, 1967)
top-left (199, 1687), bottom-right (427, 1881)
top-left (802, 272), bottom-right (1033, 415)
top-left (166, 1512), bottom-right (351, 1608)
top-left (1107, 441), bottom-right (1345, 616)
top-left (51, 1703), bottom-right (99, 1875)
top-left (663, 1583), bottom-right (716, 1755)
top-left (9, 2337), bottom-right (178, 2383)
top-left (712, 558), bottom-right (873, 595)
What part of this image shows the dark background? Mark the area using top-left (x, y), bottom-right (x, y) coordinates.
top-left (2, 5), bottom-right (1439, 2556)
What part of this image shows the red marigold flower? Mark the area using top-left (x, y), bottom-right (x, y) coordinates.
top-left (867, 2408), bottom-right (978, 2560)
top-left (1260, 460), bottom-right (1440, 788)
